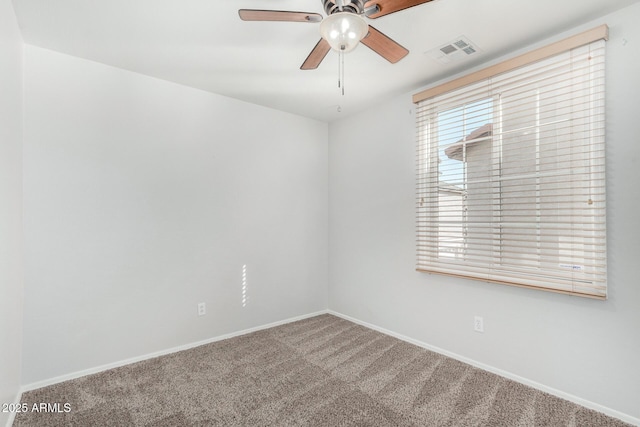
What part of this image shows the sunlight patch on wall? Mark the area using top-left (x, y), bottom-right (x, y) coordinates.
top-left (242, 264), bottom-right (248, 308)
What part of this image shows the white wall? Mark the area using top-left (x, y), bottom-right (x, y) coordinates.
top-left (328, 3), bottom-right (640, 421)
top-left (0, 0), bottom-right (24, 424)
top-left (22, 46), bottom-right (328, 384)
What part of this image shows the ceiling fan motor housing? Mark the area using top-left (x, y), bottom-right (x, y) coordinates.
top-left (323, 0), bottom-right (366, 15)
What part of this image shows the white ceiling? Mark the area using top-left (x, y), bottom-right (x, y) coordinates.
top-left (12, 0), bottom-right (639, 122)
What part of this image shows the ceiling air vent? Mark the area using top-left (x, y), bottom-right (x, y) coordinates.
top-left (426, 36), bottom-right (481, 64)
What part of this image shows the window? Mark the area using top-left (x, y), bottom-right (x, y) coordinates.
top-left (414, 26), bottom-right (608, 299)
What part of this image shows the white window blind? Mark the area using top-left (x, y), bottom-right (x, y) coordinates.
top-left (415, 26), bottom-right (607, 299)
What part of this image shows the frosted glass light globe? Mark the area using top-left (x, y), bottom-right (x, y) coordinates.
top-left (319, 12), bottom-right (369, 53)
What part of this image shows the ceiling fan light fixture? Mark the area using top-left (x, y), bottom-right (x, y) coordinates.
top-left (319, 12), bottom-right (369, 53)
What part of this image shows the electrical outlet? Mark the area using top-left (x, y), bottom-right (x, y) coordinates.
top-left (197, 302), bottom-right (206, 316)
top-left (474, 316), bottom-right (484, 333)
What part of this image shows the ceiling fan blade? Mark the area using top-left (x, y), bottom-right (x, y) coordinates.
top-left (364, 0), bottom-right (434, 19)
top-left (238, 9), bottom-right (323, 23)
top-left (300, 39), bottom-right (331, 70)
top-left (361, 26), bottom-right (409, 63)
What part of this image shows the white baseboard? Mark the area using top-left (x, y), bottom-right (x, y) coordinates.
top-left (328, 310), bottom-right (639, 427)
top-left (20, 310), bottom-right (329, 394)
top-left (18, 308), bottom-right (637, 426)
top-left (4, 390), bottom-right (22, 427)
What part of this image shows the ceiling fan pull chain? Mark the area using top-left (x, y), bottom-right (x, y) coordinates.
top-left (338, 50), bottom-right (345, 96)
top-left (340, 52), bottom-right (344, 96)
top-left (338, 50), bottom-right (341, 90)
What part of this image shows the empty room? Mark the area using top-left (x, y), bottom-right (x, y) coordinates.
top-left (1, 0), bottom-right (639, 425)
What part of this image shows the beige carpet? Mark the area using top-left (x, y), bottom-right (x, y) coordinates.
top-left (14, 314), bottom-right (631, 426)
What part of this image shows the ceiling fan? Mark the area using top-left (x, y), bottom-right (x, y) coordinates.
top-left (239, 0), bottom-right (434, 70)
